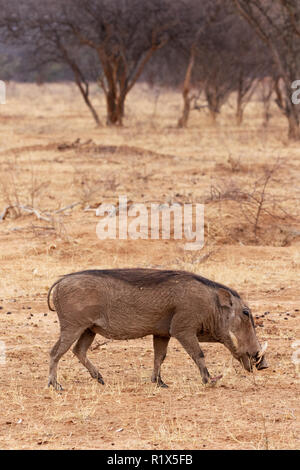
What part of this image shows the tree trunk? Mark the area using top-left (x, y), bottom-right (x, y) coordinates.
top-left (104, 62), bottom-right (127, 126)
top-left (106, 92), bottom-right (126, 126)
top-left (261, 78), bottom-right (273, 127)
top-left (236, 71), bottom-right (244, 125)
top-left (236, 102), bottom-right (243, 126)
top-left (178, 97), bottom-right (191, 128)
top-left (178, 46), bottom-right (195, 128)
top-left (106, 90), bottom-right (119, 125)
top-left (286, 84), bottom-right (300, 139)
top-left (274, 77), bottom-right (300, 140)
top-left (117, 93), bottom-right (126, 123)
top-left (207, 93), bottom-right (219, 123)
top-left (288, 112), bottom-right (300, 140)
top-left (205, 84), bottom-right (219, 124)
top-left (209, 108), bottom-right (218, 123)
top-left (97, 44), bottom-right (160, 127)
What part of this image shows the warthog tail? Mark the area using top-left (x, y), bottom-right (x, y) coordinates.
top-left (47, 279), bottom-right (63, 312)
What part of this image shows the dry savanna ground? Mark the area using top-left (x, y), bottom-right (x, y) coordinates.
top-left (0, 83), bottom-right (299, 450)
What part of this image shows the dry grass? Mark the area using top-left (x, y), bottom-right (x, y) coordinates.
top-left (0, 82), bottom-right (299, 450)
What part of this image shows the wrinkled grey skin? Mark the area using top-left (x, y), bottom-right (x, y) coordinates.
top-left (47, 269), bottom-right (268, 390)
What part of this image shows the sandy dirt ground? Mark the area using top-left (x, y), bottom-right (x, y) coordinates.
top-left (0, 83), bottom-right (299, 449)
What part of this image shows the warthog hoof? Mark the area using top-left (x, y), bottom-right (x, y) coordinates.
top-left (151, 376), bottom-right (169, 388)
top-left (48, 379), bottom-right (63, 391)
top-left (97, 375), bottom-right (105, 385)
top-left (209, 375), bottom-right (223, 385)
top-left (157, 380), bottom-right (168, 388)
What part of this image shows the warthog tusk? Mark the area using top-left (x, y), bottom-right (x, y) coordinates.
top-left (256, 341), bottom-right (268, 361)
top-left (229, 330), bottom-right (238, 349)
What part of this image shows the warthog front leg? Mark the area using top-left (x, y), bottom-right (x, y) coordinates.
top-left (172, 331), bottom-right (222, 385)
top-left (72, 328), bottom-right (105, 385)
top-left (151, 335), bottom-right (170, 388)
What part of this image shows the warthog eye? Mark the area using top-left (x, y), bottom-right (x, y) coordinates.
top-left (242, 309), bottom-right (250, 317)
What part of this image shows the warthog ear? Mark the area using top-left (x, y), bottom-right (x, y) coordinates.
top-left (217, 288), bottom-right (233, 308)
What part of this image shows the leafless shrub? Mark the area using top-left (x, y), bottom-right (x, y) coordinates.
top-left (0, 162), bottom-right (71, 239)
top-left (0, 161), bottom-right (22, 217)
top-left (205, 160), bottom-right (299, 243)
top-left (237, 166), bottom-right (283, 237)
top-left (1, 160), bottom-right (48, 211)
top-left (72, 167), bottom-right (120, 208)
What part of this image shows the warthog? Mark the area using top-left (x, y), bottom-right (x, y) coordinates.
top-left (47, 268), bottom-right (268, 390)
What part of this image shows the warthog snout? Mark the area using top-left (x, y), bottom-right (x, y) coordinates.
top-left (255, 341), bottom-right (269, 370)
top-left (239, 341), bottom-right (269, 372)
top-left (256, 355), bottom-right (268, 370)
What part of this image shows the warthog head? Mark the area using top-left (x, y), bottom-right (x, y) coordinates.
top-left (217, 288), bottom-right (268, 372)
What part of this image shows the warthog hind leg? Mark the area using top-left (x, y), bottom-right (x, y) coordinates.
top-left (48, 326), bottom-right (84, 390)
top-left (73, 328), bottom-right (105, 385)
top-left (151, 335), bottom-right (170, 388)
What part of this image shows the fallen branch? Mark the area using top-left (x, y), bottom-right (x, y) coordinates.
top-left (54, 201), bottom-right (81, 214)
top-left (0, 202), bottom-right (81, 222)
top-left (17, 205), bottom-right (51, 222)
top-left (0, 204), bottom-right (51, 222)
top-left (0, 205), bottom-right (14, 221)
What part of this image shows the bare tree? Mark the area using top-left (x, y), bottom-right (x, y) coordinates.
top-left (59, 0), bottom-right (178, 126)
top-left (232, 26), bottom-right (269, 125)
top-left (174, 1), bottom-right (234, 126)
top-left (201, 2), bottom-right (269, 125)
top-left (233, 0), bottom-right (300, 139)
top-left (0, 0), bottom-right (102, 125)
top-left (0, 0), bottom-right (178, 127)
top-left (174, 0), bottom-right (269, 127)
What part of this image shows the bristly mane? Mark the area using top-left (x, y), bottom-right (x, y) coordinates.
top-left (63, 268), bottom-right (240, 298)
